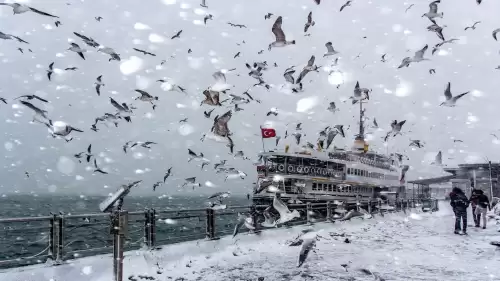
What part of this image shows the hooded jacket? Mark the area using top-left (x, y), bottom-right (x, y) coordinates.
top-left (450, 188), bottom-right (469, 210)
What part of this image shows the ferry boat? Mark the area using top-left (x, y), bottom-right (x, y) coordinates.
top-left (253, 100), bottom-right (404, 209)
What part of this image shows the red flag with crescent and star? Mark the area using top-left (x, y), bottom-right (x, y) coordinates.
top-left (261, 128), bottom-right (276, 138)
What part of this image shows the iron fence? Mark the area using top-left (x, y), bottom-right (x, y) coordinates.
top-left (0, 198), bottom-right (439, 270)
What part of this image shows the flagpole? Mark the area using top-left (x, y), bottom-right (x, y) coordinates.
top-left (259, 125), bottom-right (266, 153)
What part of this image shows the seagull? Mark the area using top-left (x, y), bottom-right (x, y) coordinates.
top-left (335, 125), bottom-right (345, 137)
top-left (326, 129), bottom-right (338, 149)
top-left (95, 75), bottom-right (104, 96)
top-left (381, 54), bottom-right (387, 62)
top-left (227, 22), bottom-right (247, 28)
top-left (95, 16), bottom-right (103, 21)
top-left (267, 107), bottom-right (278, 116)
top-left (324, 42), bottom-right (339, 57)
top-left (261, 206), bottom-right (277, 228)
top-left (297, 55), bottom-right (319, 84)
top-left (0, 97), bottom-right (6, 104)
top-left (429, 69), bottom-right (436, 74)
top-left (422, 0), bottom-right (443, 24)
top-left (292, 132), bottom-right (302, 145)
top-left (269, 16), bottom-right (295, 51)
top-left (97, 46), bottom-right (121, 61)
top-left (304, 12), bottom-right (315, 33)
top-left (204, 108), bottom-right (215, 118)
top-left (398, 45), bottom-right (429, 68)
top-left (133, 48), bottom-right (156, 56)
top-left (464, 21), bottom-right (481, 31)
top-left (432, 38), bottom-right (459, 55)
top-left (350, 81), bottom-right (370, 104)
top-left (339, 1), bottom-right (352, 12)
top-left (427, 23), bottom-right (445, 41)
top-left (264, 13), bottom-right (273, 20)
top-left (46, 120), bottom-right (84, 141)
top-left (20, 101), bottom-right (49, 121)
top-left (0, 31), bottom-right (29, 44)
top-left (209, 71), bottom-right (232, 92)
top-left (73, 32), bottom-right (99, 48)
top-left (65, 67), bottom-right (78, 71)
top-left (225, 169), bottom-right (247, 181)
top-left (405, 4), bottom-right (415, 13)
top-left (431, 151), bottom-right (442, 165)
top-left (109, 97), bottom-right (133, 121)
top-left (171, 30), bottom-right (183, 40)
top-left (493, 28), bottom-right (500, 41)
top-left (55, 21), bottom-right (61, 27)
top-left (212, 110), bottom-right (232, 137)
top-left (0, 3), bottom-right (58, 18)
top-left (153, 181), bottom-right (162, 191)
top-left (372, 118), bottom-right (379, 128)
top-left (15, 95), bottom-right (49, 103)
top-left (130, 141), bottom-right (157, 149)
top-left (188, 148), bottom-right (208, 162)
top-left (93, 159), bottom-right (108, 174)
top-left (440, 82), bottom-right (469, 107)
top-left (359, 269), bottom-right (386, 281)
top-left (204, 14), bottom-right (213, 25)
top-left (200, 0), bottom-right (208, 8)
top-left (201, 90), bottom-right (222, 106)
top-left (386, 120), bottom-right (406, 139)
top-left (314, 0), bottom-right (320, 4)
top-left (409, 140), bottom-right (424, 148)
top-left (273, 194), bottom-right (300, 224)
top-left (135, 89), bottom-right (158, 104)
top-left (232, 213), bottom-right (247, 238)
top-left (163, 167), bottom-right (172, 182)
top-left (182, 177), bottom-right (201, 188)
top-left (327, 102), bottom-right (339, 113)
top-left (68, 43), bottom-right (86, 60)
top-left (46, 62), bottom-right (54, 81)
top-left (297, 238), bottom-right (315, 267)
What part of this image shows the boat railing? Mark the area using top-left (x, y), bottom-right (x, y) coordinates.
top-left (0, 198), bottom-right (439, 270)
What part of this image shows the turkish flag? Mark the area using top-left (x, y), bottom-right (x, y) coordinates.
top-left (261, 128), bottom-right (276, 138)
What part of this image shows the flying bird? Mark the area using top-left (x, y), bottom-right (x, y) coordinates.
top-left (163, 167), bottom-right (172, 182)
top-left (47, 62), bottom-right (54, 81)
top-left (0, 31), bottom-right (29, 44)
top-left (95, 16), bottom-right (103, 21)
top-left (0, 97), bottom-right (7, 104)
top-left (200, 0), bottom-right (208, 8)
top-left (297, 56), bottom-right (319, 84)
top-left (212, 110), bottom-right (232, 137)
top-left (73, 32), bottom-right (99, 48)
top-left (171, 30), bottom-right (183, 39)
top-left (93, 159), bottom-right (108, 174)
top-left (314, 0), bottom-right (320, 4)
top-left (95, 75), bottom-right (104, 96)
top-left (464, 21), bottom-right (481, 31)
top-left (204, 14), bottom-right (213, 24)
top-left (133, 48), bottom-right (156, 56)
top-left (324, 42), bottom-right (339, 57)
top-left (68, 43), bottom-right (86, 60)
top-left (431, 151), bottom-right (442, 165)
top-left (405, 4), bottom-right (415, 13)
top-left (493, 28), bottom-right (500, 41)
top-left (409, 140), bottom-right (424, 148)
top-left (398, 45), bottom-right (429, 68)
top-left (429, 69), bottom-right (436, 74)
top-left (65, 67), bottom-right (78, 71)
top-left (304, 12), bottom-right (315, 33)
top-left (55, 21), bottom-right (61, 27)
top-left (0, 3), bottom-right (58, 18)
top-left (297, 238), bottom-right (315, 267)
top-left (15, 95), bottom-right (49, 103)
top-left (427, 23), bottom-right (445, 41)
top-left (201, 90), bottom-right (222, 106)
top-left (422, 0), bottom-right (443, 24)
top-left (264, 13), bottom-right (273, 20)
top-left (269, 16), bottom-right (295, 51)
top-left (440, 82), bottom-right (469, 107)
top-left (339, 1), bottom-right (352, 12)
top-left (210, 71), bottom-right (232, 92)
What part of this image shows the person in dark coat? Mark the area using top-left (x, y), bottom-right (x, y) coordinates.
top-left (449, 187), bottom-right (470, 234)
top-left (469, 189), bottom-right (480, 226)
top-left (474, 190), bottom-right (490, 229)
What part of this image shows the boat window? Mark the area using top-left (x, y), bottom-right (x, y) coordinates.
top-left (323, 184), bottom-right (328, 191)
top-left (328, 184), bottom-right (333, 192)
top-left (353, 186), bottom-right (357, 193)
top-left (312, 182), bottom-right (317, 191)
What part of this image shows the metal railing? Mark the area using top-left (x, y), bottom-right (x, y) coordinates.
top-left (0, 198), bottom-right (439, 270)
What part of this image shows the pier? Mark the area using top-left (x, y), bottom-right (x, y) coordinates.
top-left (0, 198), bottom-right (438, 272)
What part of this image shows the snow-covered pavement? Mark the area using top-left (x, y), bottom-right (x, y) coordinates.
top-left (2, 202), bottom-right (500, 281)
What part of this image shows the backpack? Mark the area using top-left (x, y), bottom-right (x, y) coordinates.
top-left (454, 193), bottom-right (469, 208)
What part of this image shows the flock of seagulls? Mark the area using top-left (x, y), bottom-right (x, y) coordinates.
top-left (0, 0), bottom-right (498, 277)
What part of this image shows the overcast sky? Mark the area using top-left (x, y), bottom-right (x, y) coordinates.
top-left (1, 0), bottom-right (499, 195)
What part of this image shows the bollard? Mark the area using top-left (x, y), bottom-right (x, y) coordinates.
top-left (306, 203), bottom-right (312, 225)
top-left (326, 201), bottom-right (332, 220)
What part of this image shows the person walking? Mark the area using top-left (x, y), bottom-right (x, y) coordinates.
top-left (469, 189), bottom-right (480, 227)
top-left (449, 187), bottom-right (470, 235)
top-left (475, 190), bottom-right (490, 229)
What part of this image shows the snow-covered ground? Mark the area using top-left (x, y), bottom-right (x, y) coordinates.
top-left (2, 202), bottom-right (500, 281)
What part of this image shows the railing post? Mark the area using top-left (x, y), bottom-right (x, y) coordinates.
top-left (379, 200), bottom-right (384, 217)
top-left (150, 209), bottom-right (156, 247)
top-left (250, 205), bottom-right (260, 233)
top-left (144, 210), bottom-right (151, 248)
top-left (326, 201), bottom-right (332, 220)
top-left (48, 215), bottom-right (57, 261)
top-left (205, 208), bottom-right (215, 239)
top-left (112, 210), bottom-right (128, 281)
top-left (306, 203), bottom-right (312, 225)
top-left (56, 215), bottom-right (64, 263)
top-left (368, 200), bottom-right (372, 214)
